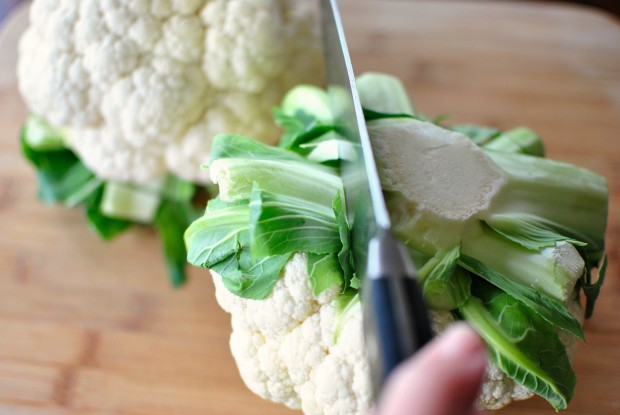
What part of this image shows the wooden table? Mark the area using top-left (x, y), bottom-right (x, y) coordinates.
top-left (1, 1), bottom-right (619, 414)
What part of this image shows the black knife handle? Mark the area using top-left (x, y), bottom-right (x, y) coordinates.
top-left (362, 229), bottom-right (435, 399)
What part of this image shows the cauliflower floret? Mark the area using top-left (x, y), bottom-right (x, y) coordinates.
top-left (478, 364), bottom-right (533, 410)
top-left (215, 253), bottom-right (373, 414)
top-left (213, 253), bottom-right (576, 414)
top-left (18, 0), bottom-right (324, 184)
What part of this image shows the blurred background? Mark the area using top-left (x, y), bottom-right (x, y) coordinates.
top-left (0, 0), bottom-right (21, 24)
top-left (1, 0), bottom-right (620, 24)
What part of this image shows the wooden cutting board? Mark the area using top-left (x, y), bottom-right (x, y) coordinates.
top-left (1, 1), bottom-right (619, 414)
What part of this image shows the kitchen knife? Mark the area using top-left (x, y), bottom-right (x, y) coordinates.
top-left (320, 0), bottom-right (435, 399)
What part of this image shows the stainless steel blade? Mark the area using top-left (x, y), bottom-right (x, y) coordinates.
top-left (321, 0), bottom-right (435, 398)
top-left (320, 0), bottom-right (391, 240)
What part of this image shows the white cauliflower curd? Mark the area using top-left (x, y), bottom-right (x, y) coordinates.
top-left (212, 253), bottom-right (563, 414)
top-left (18, 0), bottom-right (323, 184)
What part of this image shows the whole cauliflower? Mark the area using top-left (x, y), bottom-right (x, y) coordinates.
top-left (213, 253), bottom-right (567, 415)
top-left (18, 0), bottom-right (323, 184)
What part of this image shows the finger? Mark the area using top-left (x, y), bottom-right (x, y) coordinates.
top-left (375, 322), bottom-right (488, 415)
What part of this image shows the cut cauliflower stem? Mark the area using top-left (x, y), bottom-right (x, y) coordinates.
top-left (213, 252), bottom-right (580, 414)
top-left (18, 0), bottom-right (323, 184)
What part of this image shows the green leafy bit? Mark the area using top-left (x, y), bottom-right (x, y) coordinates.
top-left (334, 192), bottom-right (354, 289)
top-left (333, 289), bottom-right (360, 342)
top-left (308, 253), bottom-right (344, 296)
top-left (185, 198), bottom-right (251, 268)
top-left (280, 84), bottom-right (333, 123)
top-left (185, 196), bottom-right (291, 299)
top-left (21, 115), bottom-right (197, 285)
top-left (249, 184), bottom-right (342, 257)
top-left (210, 133), bottom-right (308, 163)
top-left (461, 222), bottom-right (586, 303)
top-left (362, 108), bottom-right (420, 122)
top-left (101, 181), bottom-right (162, 223)
top-left (22, 115), bottom-right (67, 150)
top-left (83, 186), bottom-right (132, 240)
top-left (186, 137), bottom-right (350, 299)
top-left (460, 282), bottom-right (576, 411)
top-left (484, 214), bottom-right (587, 251)
top-left (459, 255), bottom-right (584, 340)
top-left (210, 156), bottom-right (342, 207)
top-left (274, 109), bottom-right (334, 151)
top-left (449, 124), bottom-right (501, 145)
top-left (185, 183), bottom-right (348, 299)
top-left (214, 249), bottom-right (292, 300)
top-left (300, 131), bottom-right (358, 164)
top-left (580, 254), bottom-right (607, 319)
top-left (155, 199), bottom-right (196, 287)
top-left (356, 72), bottom-right (416, 116)
top-left (154, 179), bottom-right (199, 286)
top-left (275, 84), bottom-right (334, 151)
top-left (21, 128), bottom-right (102, 206)
top-left (418, 245), bottom-right (470, 310)
top-left (483, 127), bottom-right (544, 156)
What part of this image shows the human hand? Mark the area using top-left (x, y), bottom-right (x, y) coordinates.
top-left (373, 322), bottom-right (488, 415)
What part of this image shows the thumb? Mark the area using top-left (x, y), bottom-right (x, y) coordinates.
top-left (375, 322), bottom-right (488, 415)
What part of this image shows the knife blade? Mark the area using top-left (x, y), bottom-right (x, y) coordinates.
top-left (320, 0), bottom-right (435, 399)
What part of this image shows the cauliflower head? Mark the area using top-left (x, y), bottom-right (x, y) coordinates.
top-left (18, 0), bottom-right (323, 184)
top-left (212, 253), bottom-right (568, 415)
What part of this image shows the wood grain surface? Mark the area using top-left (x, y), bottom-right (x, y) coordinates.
top-left (1, 1), bottom-right (619, 414)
